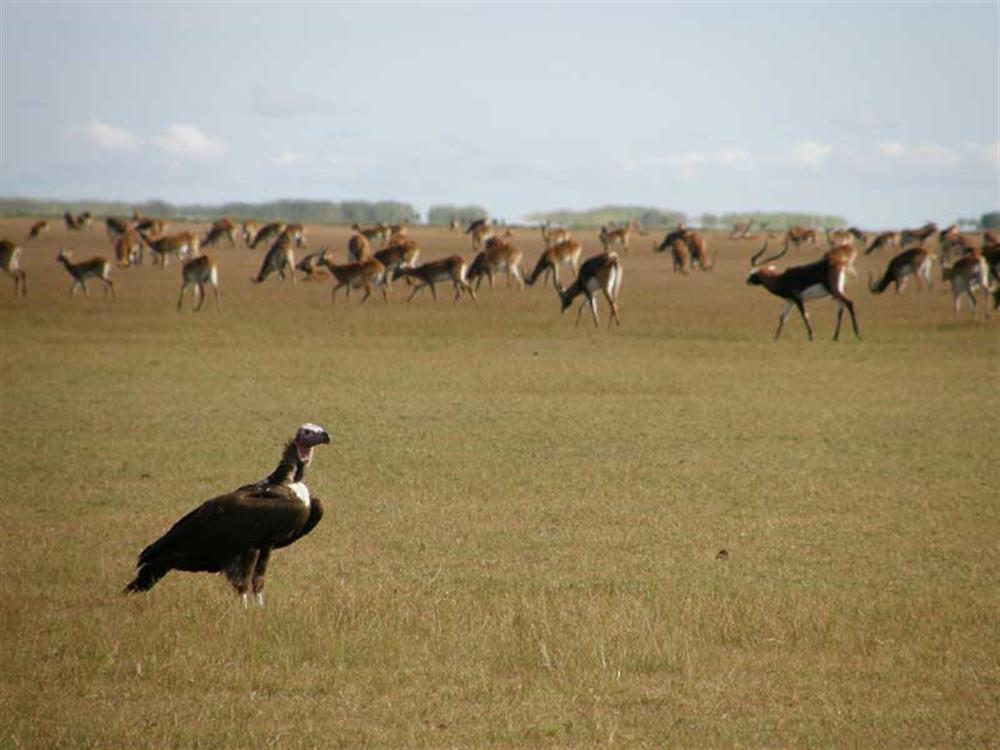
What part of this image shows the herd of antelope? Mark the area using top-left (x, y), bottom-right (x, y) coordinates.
top-left (1, 213), bottom-right (998, 336)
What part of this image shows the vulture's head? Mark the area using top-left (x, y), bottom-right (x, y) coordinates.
top-left (294, 423), bottom-right (330, 465)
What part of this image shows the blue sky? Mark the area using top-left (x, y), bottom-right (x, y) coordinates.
top-left (1, 1), bottom-right (997, 227)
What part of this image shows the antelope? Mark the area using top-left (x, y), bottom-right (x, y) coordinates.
top-left (135, 217), bottom-right (166, 238)
top-left (899, 221), bottom-right (937, 247)
top-left (389, 217), bottom-right (409, 237)
top-left (252, 233), bottom-right (296, 284)
top-left (939, 231), bottom-right (977, 266)
top-left (599, 219), bottom-right (642, 255)
top-left (114, 227), bottom-right (144, 267)
top-left (868, 247), bottom-right (935, 295)
top-left (202, 218), bottom-right (237, 248)
top-left (282, 223), bottom-right (307, 248)
top-left (63, 212), bottom-right (81, 231)
top-left (746, 241), bottom-right (861, 341)
top-left (825, 227), bottom-right (865, 248)
top-left (729, 219), bottom-right (754, 240)
top-left (105, 216), bottom-right (130, 238)
top-left (0, 239), bottom-right (27, 296)
top-left (782, 225), bottom-right (818, 252)
top-left (394, 256), bottom-right (477, 302)
top-left (864, 231), bottom-right (899, 256)
top-left (983, 229), bottom-right (998, 246)
top-left (321, 256), bottom-right (389, 303)
top-left (251, 222), bottom-right (286, 250)
top-left (469, 223), bottom-right (494, 252)
top-left (77, 211), bottom-right (93, 230)
top-left (296, 248), bottom-right (331, 280)
top-left (374, 238), bottom-right (420, 284)
top-left (350, 223), bottom-right (386, 245)
top-left (56, 249), bottom-right (116, 300)
top-left (27, 220), bottom-right (48, 241)
top-left (467, 237), bottom-right (525, 290)
top-left (177, 254), bottom-right (220, 312)
top-left (449, 218), bottom-right (461, 234)
top-left (982, 244), bottom-right (1000, 285)
top-left (241, 220), bottom-right (259, 247)
top-left (941, 251), bottom-right (991, 318)
top-left (654, 228), bottom-right (692, 274)
top-left (540, 222), bottom-right (571, 248)
top-left (555, 251), bottom-right (623, 328)
top-left (465, 218), bottom-right (488, 234)
top-left (525, 239), bottom-right (583, 289)
top-left (347, 232), bottom-right (372, 262)
top-left (146, 231), bottom-right (199, 268)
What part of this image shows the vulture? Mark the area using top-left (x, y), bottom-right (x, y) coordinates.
top-left (124, 423), bottom-right (330, 607)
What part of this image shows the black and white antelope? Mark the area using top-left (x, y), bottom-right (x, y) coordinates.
top-left (899, 221), bottom-right (937, 247)
top-left (941, 251), bottom-right (991, 319)
top-left (746, 241), bottom-right (861, 341)
top-left (106, 216), bottom-right (130, 239)
top-left (555, 251), bottom-right (623, 327)
top-left (868, 247), bottom-right (935, 295)
top-left (252, 233), bottom-right (296, 284)
top-left (864, 230), bottom-right (899, 256)
top-left (0, 239), bottom-right (27, 296)
top-left (467, 236), bottom-right (525, 290)
top-left (321, 256), bottom-right (389, 303)
top-left (177, 254), bottom-right (220, 312)
top-left (27, 220), bottom-right (48, 241)
top-left (525, 239), bottom-right (583, 290)
top-left (56, 249), bottom-right (116, 300)
top-left (394, 256), bottom-right (477, 302)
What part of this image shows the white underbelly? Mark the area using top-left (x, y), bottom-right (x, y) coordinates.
top-left (800, 283), bottom-right (829, 300)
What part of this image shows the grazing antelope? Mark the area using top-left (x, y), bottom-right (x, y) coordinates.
top-left (525, 239), bottom-right (583, 289)
top-left (783, 225), bottom-right (818, 252)
top-left (202, 218), bottom-right (237, 248)
top-left (252, 234), bottom-right (296, 284)
top-left (864, 230), bottom-right (899, 256)
top-left (374, 238), bottom-right (420, 284)
top-left (146, 231), bottom-right (199, 268)
top-left (251, 222), bottom-right (286, 250)
top-left (540, 222), bottom-right (571, 248)
top-left (555, 251), bottom-right (623, 328)
top-left (394, 256), bottom-right (477, 302)
top-left (941, 251), bottom-right (991, 318)
top-left (241, 220), bottom-right (259, 247)
top-left (63, 212), bottom-right (82, 231)
top-left (899, 221), bottom-right (937, 247)
top-left (746, 241), bottom-right (861, 341)
top-left (177, 254), bottom-right (220, 312)
top-left (321, 256), bottom-right (388, 303)
top-left (56, 249), bottom-right (116, 300)
top-left (0, 239), bottom-right (27, 296)
top-left (599, 219), bottom-right (641, 255)
top-left (296, 248), bottom-right (331, 280)
top-left (114, 227), bottom-right (144, 267)
top-left (347, 232), bottom-right (372, 262)
top-left (105, 216), bottom-right (130, 238)
top-left (27, 220), bottom-right (48, 241)
top-left (868, 247), bottom-right (935, 295)
top-left (467, 237), bottom-right (525, 290)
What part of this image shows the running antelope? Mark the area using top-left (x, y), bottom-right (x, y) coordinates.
top-left (868, 247), bottom-right (935, 295)
top-left (177, 254), bottom-right (220, 312)
top-left (27, 220), bottom-right (48, 241)
top-left (555, 251), bottom-right (623, 328)
top-left (394, 256), bottom-right (477, 302)
top-left (56, 249), bottom-right (116, 300)
top-left (941, 251), bottom-right (991, 318)
top-left (540, 222), bottom-right (571, 248)
top-left (347, 232), bottom-right (372, 262)
top-left (864, 231), bottom-right (899, 256)
top-left (746, 241), bottom-right (861, 341)
top-left (599, 219), bottom-right (641, 255)
top-left (321, 256), bottom-right (388, 303)
top-left (899, 222), bottom-right (937, 247)
top-left (202, 218), bottom-right (237, 248)
top-left (252, 234), bottom-right (296, 284)
top-left (0, 239), bottom-right (27, 296)
top-left (525, 239), bottom-right (583, 290)
top-left (251, 222), bottom-right (286, 250)
top-left (467, 237), bottom-right (525, 290)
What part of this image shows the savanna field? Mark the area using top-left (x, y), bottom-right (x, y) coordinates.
top-left (0, 218), bottom-right (996, 749)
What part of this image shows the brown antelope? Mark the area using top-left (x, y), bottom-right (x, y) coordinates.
top-left (252, 233), bottom-right (296, 284)
top-left (135, 217), bottom-right (166, 238)
top-left (114, 227), bottom-right (144, 267)
top-left (389, 217), bottom-right (409, 237)
top-left (251, 222), bottom-right (286, 250)
top-left (825, 227), bottom-right (865, 248)
top-left (27, 220), bottom-right (48, 241)
top-left (729, 219), bottom-right (754, 240)
top-left (296, 248), bottom-right (331, 280)
top-left (321, 256), bottom-right (388, 303)
top-left (177, 254), bottom-right (220, 312)
top-left (347, 232), bottom-right (372, 262)
top-left (746, 241), bottom-right (861, 341)
top-left (56, 249), bottom-right (116, 299)
top-left (655, 227), bottom-right (712, 272)
top-left (525, 239), bottom-right (583, 289)
top-left (449, 218), bottom-right (461, 233)
top-left (899, 221), bottom-right (937, 247)
top-left (350, 223), bottom-right (386, 245)
top-left (599, 219), bottom-right (641, 255)
top-left (782, 225), bottom-right (818, 252)
top-left (469, 223), bottom-right (494, 252)
top-left (864, 230), bottom-right (899, 256)
top-left (941, 251), bottom-right (991, 318)
top-left (467, 237), bottom-right (525, 290)
top-left (202, 218), bottom-right (237, 248)
top-left (241, 220), bottom-right (259, 247)
top-left (77, 211), bottom-right (93, 230)
top-left (868, 247), bottom-right (935, 295)
top-left (105, 216), bottom-right (130, 238)
top-left (146, 231), bottom-right (199, 268)
top-left (0, 239), bottom-right (27, 296)
top-left (540, 222), bottom-right (571, 248)
top-left (63, 212), bottom-right (81, 231)
top-left (939, 231), bottom-right (977, 266)
top-left (555, 251), bottom-right (623, 328)
top-left (283, 223), bottom-right (307, 248)
top-left (394, 256), bottom-right (477, 302)
top-left (374, 238), bottom-right (420, 283)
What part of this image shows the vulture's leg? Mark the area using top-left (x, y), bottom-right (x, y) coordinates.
top-left (224, 549), bottom-right (260, 608)
top-left (251, 548), bottom-right (272, 608)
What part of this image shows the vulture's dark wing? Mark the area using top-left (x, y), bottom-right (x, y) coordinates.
top-left (273, 497), bottom-right (323, 550)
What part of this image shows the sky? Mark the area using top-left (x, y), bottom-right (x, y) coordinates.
top-left (1, 1), bottom-right (997, 228)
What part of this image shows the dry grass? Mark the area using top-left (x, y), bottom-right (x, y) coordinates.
top-left (0, 218), bottom-right (997, 749)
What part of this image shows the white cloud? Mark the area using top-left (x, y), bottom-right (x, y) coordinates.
top-left (878, 141), bottom-right (906, 159)
top-left (271, 149), bottom-right (305, 166)
top-left (83, 120), bottom-right (141, 152)
top-left (912, 144), bottom-right (961, 168)
top-left (152, 124), bottom-right (226, 160)
top-left (789, 141), bottom-right (833, 168)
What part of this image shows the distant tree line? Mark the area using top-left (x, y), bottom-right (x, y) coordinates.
top-left (699, 212), bottom-right (849, 231)
top-left (426, 205), bottom-right (490, 226)
top-left (526, 206), bottom-right (686, 229)
top-left (979, 212), bottom-right (999, 231)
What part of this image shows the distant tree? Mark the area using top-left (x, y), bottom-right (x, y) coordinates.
top-left (980, 212), bottom-right (1000, 231)
top-left (427, 205), bottom-right (489, 226)
top-left (700, 213), bottom-right (719, 230)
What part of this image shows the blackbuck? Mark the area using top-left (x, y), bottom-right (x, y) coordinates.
top-left (467, 237), bottom-right (525, 290)
top-left (899, 221), bottom-right (937, 247)
top-left (393, 256), bottom-right (477, 302)
top-left (202, 218), bottom-right (237, 248)
top-left (347, 232), bottom-right (372, 262)
top-left (374, 238), bottom-right (420, 283)
top-left (146, 231), bottom-right (199, 268)
top-left (106, 216), bottom-right (129, 238)
top-left (56, 249), bottom-right (116, 300)
top-left (525, 239), bottom-right (583, 290)
top-left (27, 220), bottom-right (48, 241)
top-left (868, 247), bottom-right (935, 295)
top-left (114, 227), bottom-right (144, 268)
top-left (296, 248), bottom-right (331, 280)
top-left (177, 254), bottom-right (220, 312)
top-left (0, 239), bottom-right (27, 296)
top-left (599, 219), bottom-right (642, 255)
top-left (864, 231), bottom-right (899, 256)
top-left (555, 251), bottom-right (623, 328)
top-left (941, 251), bottom-right (991, 318)
top-left (746, 241), bottom-right (861, 341)
top-left (783, 225), bottom-right (818, 252)
top-left (241, 220), bottom-right (259, 247)
top-left (251, 222), bottom-right (286, 250)
top-left (540, 222), bottom-right (571, 248)
top-left (252, 234), bottom-right (296, 284)
top-left (321, 256), bottom-right (389, 303)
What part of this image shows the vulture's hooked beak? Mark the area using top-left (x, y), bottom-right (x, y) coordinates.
top-left (295, 424), bottom-right (331, 463)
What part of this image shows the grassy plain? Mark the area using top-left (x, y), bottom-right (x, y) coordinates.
top-left (0, 218), bottom-right (997, 748)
